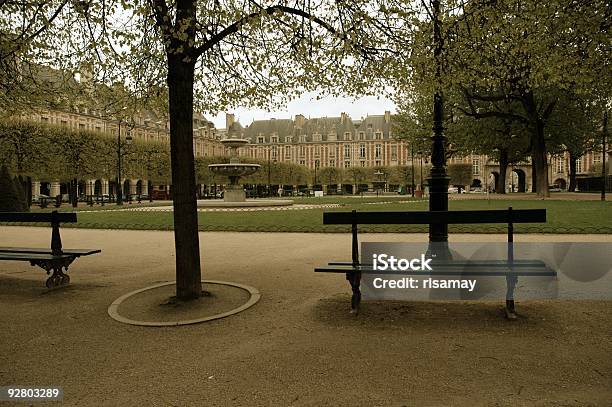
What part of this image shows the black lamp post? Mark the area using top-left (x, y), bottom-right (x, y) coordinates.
top-left (427, 0), bottom-right (451, 243)
top-left (116, 121), bottom-right (132, 206)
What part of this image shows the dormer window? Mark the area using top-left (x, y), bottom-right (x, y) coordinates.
top-left (271, 136), bottom-right (278, 143)
top-left (258, 136), bottom-right (265, 144)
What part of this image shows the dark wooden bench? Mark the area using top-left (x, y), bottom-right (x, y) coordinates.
top-left (0, 211), bottom-right (101, 288)
top-left (315, 207), bottom-right (554, 319)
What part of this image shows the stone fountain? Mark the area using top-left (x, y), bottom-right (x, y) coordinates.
top-left (199, 138), bottom-right (293, 207)
top-left (208, 139), bottom-right (260, 202)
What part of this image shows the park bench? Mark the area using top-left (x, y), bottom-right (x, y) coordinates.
top-left (0, 211), bottom-right (101, 288)
top-left (314, 207), bottom-right (555, 319)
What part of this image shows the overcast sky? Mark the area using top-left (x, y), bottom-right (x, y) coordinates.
top-left (210, 91), bottom-right (397, 129)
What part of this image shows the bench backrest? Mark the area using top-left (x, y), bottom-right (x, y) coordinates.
top-left (0, 211), bottom-right (77, 223)
top-left (0, 211), bottom-right (77, 255)
top-left (323, 207), bottom-right (546, 266)
top-left (323, 209), bottom-right (546, 225)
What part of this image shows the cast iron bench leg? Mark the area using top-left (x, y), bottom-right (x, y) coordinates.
top-left (30, 258), bottom-right (74, 288)
top-left (505, 275), bottom-right (518, 320)
top-left (346, 271), bottom-right (361, 314)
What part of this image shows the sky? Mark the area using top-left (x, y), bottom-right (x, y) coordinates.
top-left (210, 92), bottom-right (397, 130)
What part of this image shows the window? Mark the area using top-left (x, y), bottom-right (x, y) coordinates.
top-left (286, 136), bottom-right (293, 143)
top-left (344, 145), bottom-right (351, 158)
top-left (314, 159), bottom-right (320, 169)
top-left (472, 158), bottom-right (480, 175)
top-left (41, 117), bottom-right (49, 122)
top-left (285, 145), bottom-right (291, 157)
top-left (313, 134), bottom-right (322, 142)
top-left (360, 161), bottom-right (366, 167)
top-left (391, 145), bottom-right (398, 160)
top-left (375, 160), bottom-right (381, 166)
top-left (555, 157), bottom-right (565, 174)
top-left (576, 157), bottom-right (583, 173)
top-left (375, 144), bottom-right (382, 159)
top-left (300, 160), bottom-right (305, 166)
top-left (375, 132), bottom-right (382, 140)
top-left (299, 145), bottom-right (305, 156)
top-left (329, 159), bottom-right (336, 167)
top-left (271, 136), bottom-right (278, 143)
top-left (344, 132), bottom-right (352, 141)
top-left (359, 132), bottom-right (365, 140)
top-left (258, 136), bottom-right (265, 144)
top-left (60, 120), bottom-right (68, 127)
top-left (95, 126), bottom-right (101, 132)
top-left (593, 153), bottom-right (602, 164)
top-left (359, 144), bottom-right (366, 159)
top-left (271, 146), bottom-right (277, 159)
top-left (344, 161), bottom-right (351, 168)
top-left (299, 135), bottom-right (306, 143)
top-left (315, 146), bottom-right (320, 156)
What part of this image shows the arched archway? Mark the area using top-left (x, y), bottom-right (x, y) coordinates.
top-left (553, 178), bottom-right (567, 190)
top-left (512, 169), bottom-right (526, 192)
top-left (136, 180), bottom-right (143, 195)
top-left (78, 180), bottom-right (86, 198)
top-left (40, 182), bottom-right (51, 196)
top-left (94, 180), bottom-right (102, 195)
top-left (123, 179), bottom-right (131, 199)
top-left (490, 172), bottom-right (499, 192)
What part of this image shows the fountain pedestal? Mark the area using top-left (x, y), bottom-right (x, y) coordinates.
top-left (224, 185), bottom-right (246, 202)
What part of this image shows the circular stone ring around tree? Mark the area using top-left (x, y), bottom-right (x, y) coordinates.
top-left (107, 280), bottom-right (261, 327)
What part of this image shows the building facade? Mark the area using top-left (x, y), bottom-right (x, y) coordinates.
top-left (21, 107), bottom-right (224, 199)
top-left (232, 111), bottom-right (410, 169)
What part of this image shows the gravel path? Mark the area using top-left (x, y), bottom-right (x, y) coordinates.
top-left (1, 228), bottom-right (610, 406)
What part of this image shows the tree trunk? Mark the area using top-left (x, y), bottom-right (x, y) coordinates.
top-left (568, 151), bottom-right (577, 192)
top-left (497, 149), bottom-right (508, 194)
top-left (167, 56), bottom-right (202, 300)
top-left (533, 120), bottom-right (550, 197)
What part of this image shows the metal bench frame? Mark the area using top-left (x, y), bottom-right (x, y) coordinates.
top-left (315, 207), bottom-right (552, 319)
top-left (0, 211), bottom-right (101, 288)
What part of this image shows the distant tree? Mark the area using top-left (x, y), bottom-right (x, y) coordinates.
top-left (12, 175), bottom-right (28, 211)
top-left (0, 166), bottom-right (21, 212)
top-left (318, 167), bottom-right (343, 186)
top-left (344, 167), bottom-right (369, 188)
top-left (447, 164), bottom-right (472, 192)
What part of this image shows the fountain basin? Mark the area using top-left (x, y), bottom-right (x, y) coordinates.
top-left (208, 163), bottom-right (261, 178)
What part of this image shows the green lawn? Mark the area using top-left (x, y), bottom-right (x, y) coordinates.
top-left (11, 198), bottom-right (609, 233)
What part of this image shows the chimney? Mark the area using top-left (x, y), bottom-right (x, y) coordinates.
top-left (384, 110), bottom-right (391, 124)
top-left (294, 114), bottom-right (306, 128)
top-left (226, 113), bottom-right (235, 130)
top-left (341, 112), bottom-right (348, 124)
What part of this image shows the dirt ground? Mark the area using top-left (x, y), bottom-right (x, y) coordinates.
top-left (1, 228), bottom-right (610, 406)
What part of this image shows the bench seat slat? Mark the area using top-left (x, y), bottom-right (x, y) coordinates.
top-left (323, 209), bottom-right (546, 225)
top-left (0, 247), bottom-right (101, 256)
top-left (0, 253), bottom-right (74, 261)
